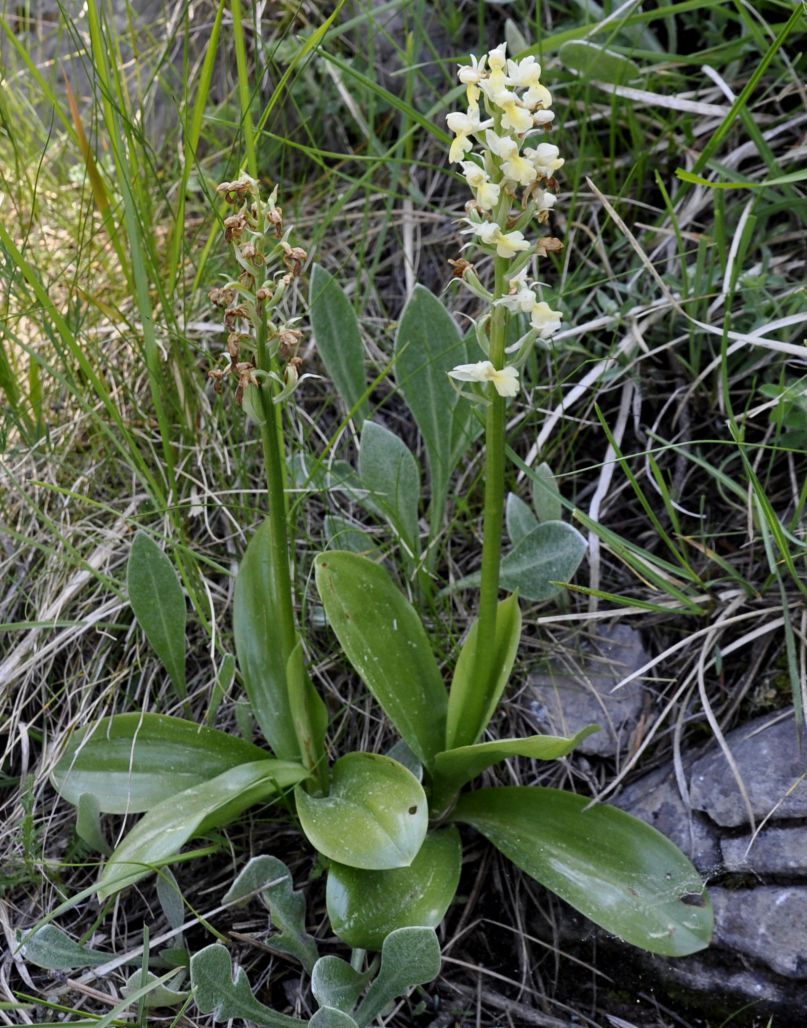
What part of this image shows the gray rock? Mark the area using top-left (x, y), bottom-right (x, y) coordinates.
top-left (721, 825), bottom-right (807, 874)
top-left (712, 887), bottom-right (807, 978)
top-left (690, 713), bottom-right (807, 827)
top-left (528, 623), bottom-right (649, 757)
top-left (615, 766), bottom-right (721, 874)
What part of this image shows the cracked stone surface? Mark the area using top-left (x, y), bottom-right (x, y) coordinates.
top-left (528, 623), bottom-right (649, 757)
top-left (689, 714), bottom-right (807, 826)
top-left (606, 709), bottom-right (807, 1019)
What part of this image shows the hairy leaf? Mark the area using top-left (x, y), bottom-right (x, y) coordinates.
top-left (191, 943), bottom-right (304, 1026)
top-left (127, 531), bottom-right (186, 698)
top-left (354, 927), bottom-right (442, 1026)
top-left (310, 263), bottom-right (367, 423)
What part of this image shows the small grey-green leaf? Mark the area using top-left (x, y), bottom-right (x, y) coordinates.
top-left (127, 531), bottom-right (187, 698)
top-left (122, 968), bottom-right (188, 1007)
top-left (310, 264), bottom-right (367, 423)
top-left (358, 421), bottom-right (420, 557)
top-left (18, 924), bottom-right (111, 970)
top-left (156, 868), bottom-right (185, 932)
top-left (447, 521), bottom-right (587, 602)
top-left (191, 943), bottom-right (304, 1026)
top-left (531, 462), bottom-right (562, 523)
top-left (76, 792), bottom-right (111, 855)
top-left (395, 286), bottom-right (466, 530)
top-left (505, 493), bottom-right (538, 545)
top-left (309, 1009), bottom-right (360, 1028)
top-left (354, 927), bottom-right (441, 1026)
top-left (311, 956), bottom-right (370, 1015)
top-left (323, 516), bottom-right (378, 556)
top-left (223, 856), bottom-right (318, 973)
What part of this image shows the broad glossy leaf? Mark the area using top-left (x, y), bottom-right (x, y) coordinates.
top-left (234, 517), bottom-right (298, 758)
top-left (433, 727), bottom-right (599, 799)
top-left (311, 956), bottom-right (370, 1015)
top-left (18, 925), bottom-right (111, 970)
top-left (531, 462), bottom-right (562, 523)
top-left (310, 263), bottom-right (367, 423)
top-left (191, 943), bottom-right (304, 1027)
top-left (314, 552), bottom-right (446, 765)
top-left (358, 421), bottom-right (420, 557)
top-left (326, 827), bottom-right (461, 950)
top-left (51, 713), bottom-right (267, 813)
top-left (98, 759), bottom-right (308, 900)
top-left (394, 286), bottom-right (470, 527)
top-left (505, 493), bottom-right (538, 546)
top-left (127, 531), bottom-right (186, 698)
top-left (223, 855), bottom-right (317, 973)
top-left (452, 787), bottom-right (713, 957)
top-left (448, 521), bottom-right (587, 602)
top-left (560, 40), bottom-right (641, 85)
top-left (354, 927), bottom-right (442, 1025)
top-left (446, 594), bottom-right (521, 750)
top-left (296, 753), bottom-right (427, 870)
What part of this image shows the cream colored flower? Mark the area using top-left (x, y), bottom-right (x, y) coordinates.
top-left (449, 360), bottom-right (520, 397)
top-left (500, 100), bottom-right (533, 134)
top-left (460, 161), bottom-right (501, 211)
top-left (505, 56), bottom-right (542, 90)
top-left (530, 301), bottom-right (563, 338)
top-left (524, 143), bottom-right (564, 179)
top-left (465, 223), bottom-right (530, 258)
top-left (447, 109), bottom-right (494, 163)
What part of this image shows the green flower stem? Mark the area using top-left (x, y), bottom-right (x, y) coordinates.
top-left (254, 315), bottom-right (304, 763)
top-left (471, 255), bottom-right (509, 741)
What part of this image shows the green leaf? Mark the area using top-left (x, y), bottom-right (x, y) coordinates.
top-left (51, 713), bottom-right (267, 813)
top-left (447, 522), bottom-right (588, 602)
top-left (309, 1009), bottom-right (360, 1028)
top-left (122, 969), bottom-right (188, 1008)
top-left (98, 759), bottom-right (309, 900)
top-left (323, 515), bottom-right (377, 556)
top-left (531, 462), bottom-right (562, 523)
top-left (446, 594), bottom-right (521, 750)
top-left (191, 943), bottom-right (304, 1027)
top-left (296, 753), bottom-right (427, 870)
top-left (18, 925), bottom-right (112, 970)
top-left (505, 493), bottom-right (538, 546)
top-left (452, 787), bottom-right (713, 957)
top-left (311, 956), bottom-right (370, 1015)
top-left (127, 531), bottom-right (186, 699)
top-left (234, 517), bottom-right (298, 758)
top-left (314, 552), bottom-right (447, 766)
top-left (223, 856), bottom-right (318, 973)
top-left (394, 286), bottom-right (470, 528)
top-left (354, 927), bottom-right (442, 1026)
top-left (560, 40), bottom-right (641, 84)
top-left (326, 827), bottom-right (461, 951)
top-left (76, 793), bottom-right (110, 854)
top-left (310, 263), bottom-right (367, 423)
top-left (286, 641), bottom-right (328, 784)
top-left (433, 727), bottom-right (599, 798)
top-left (358, 421), bottom-right (420, 557)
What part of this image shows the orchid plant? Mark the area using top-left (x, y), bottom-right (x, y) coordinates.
top-left (41, 43), bottom-right (713, 1025)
